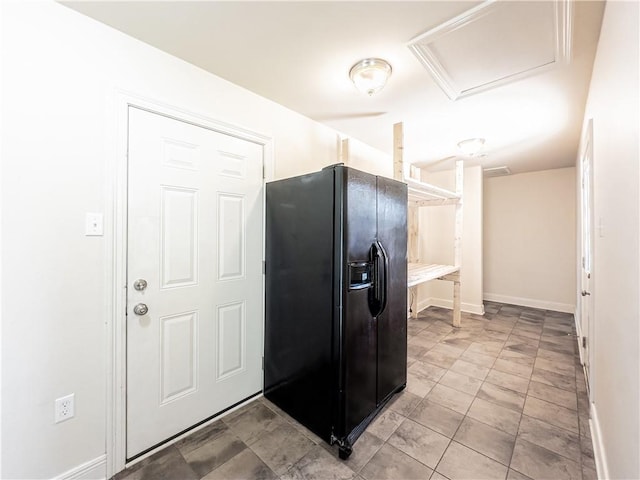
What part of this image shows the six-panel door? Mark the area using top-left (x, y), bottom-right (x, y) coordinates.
top-left (126, 107), bottom-right (264, 458)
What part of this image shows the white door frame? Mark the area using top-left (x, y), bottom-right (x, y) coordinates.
top-left (578, 118), bottom-right (595, 400)
top-left (105, 90), bottom-right (274, 477)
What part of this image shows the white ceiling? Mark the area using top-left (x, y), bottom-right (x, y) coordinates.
top-left (62, 1), bottom-right (605, 174)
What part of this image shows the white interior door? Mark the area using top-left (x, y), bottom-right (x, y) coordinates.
top-left (579, 120), bottom-right (594, 395)
top-left (126, 107), bottom-right (264, 459)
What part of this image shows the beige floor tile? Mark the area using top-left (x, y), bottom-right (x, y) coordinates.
top-left (534, 356), bottom-right (575, 378)
top-left (507, 334), bottom-right (540, 347)
top-left (406, 371), bottom-right (436, 398)
top-left (441, 336), bottom-right (474, 350)
top-left (421, 349), bottom-right (459, 369)
top-left (367, 409), bottom-right (405, 441)
top-left (408, 360), bottom-right (447, 382)
top-left (430, 472), bottom-right (451, 480)
top-left (450, 358), bottom-right (490, 380)
top-left (580, 436), bottom-right (597, 471)
top-left (538, 340), bottom-right (576, 357)
top-left (507, 469), bottom-right (532, 480)
top-left (477, 382), bottom-right (525, 412)
top-left (249, 422), bottom-right (315, 475)
top-left (116, 446), bottom-right (199, 480)
top-left (504, 341), bottom-right (538, 357)
top-left (387, 390), bottom-right (422, 417)
top-left (436, 441), bottom-right (508, 480)
top-left (485, 321), bottom-right (515, 333)
top-left (408, 335), bottom-right (438, 350)
top-left (360, 444), bottom-right (433, 480)
top-left (223, 402), bottom-right (288, 446)
top-left (527, 380), bottom-right (578, 411)
top-left (460, 350), bottom-right (497, 368)
top-left (409, 399), bottom-right (464, 438)
top-left (582, 465), bottom-right (598, 480)
top-left (338, 431), bottom-right (384, 474)
top-left (388, 418), bottom-right (450, 469)
top-left (181, 431), bottom-right (247, 478)
top-left (466, 341), bottom-right (503, 357)
top-left (453, 417), bottom-right (516, 465)
top-left (536, 347), bottom-right (574, 365)
top-left (439, 370), bottom-right (483, 396)
top-left (202, 449), bottom-right (277, 480)
top-left (523, 396), bottom-right (579, 434)
top-left (407, 343), bottom-right (427, 359)
top-left (531, 367), bottom-right (576, 391)
top-left (498, 350), bottom-right (535, 367)
top-left (431, 343), bottom-right (466, 358)
top-left (493, 359), bottom-right (533, 380)
top-left (426, 383), bottom-right (475, 414)
top-left (485, 369), bottom-right (530, 394)
top-left (173, 421), bottom-right (229, 456)
top-left (510, 328), bottom-right (541, 340)
top-left (281, 446), bottom-right (356, 480)
top-left (517, 415), bottom-right (581, 462)
top-left (467, 398), bottom-right (521, 435)
top-left (510, 438), bottom-right (581, 480)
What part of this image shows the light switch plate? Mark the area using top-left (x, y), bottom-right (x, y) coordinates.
top-left (85, 213), bottom-right (103, 236)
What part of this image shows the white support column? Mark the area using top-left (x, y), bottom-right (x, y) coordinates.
top-left (393, 122), bottom-right (417, 317)
top-left (393, 122), bottom-right (404, 181)
top-left (340, 138), bottom-right (350, 165)
top-left (408, 205), bottom-right (419, 318)
top-left (453, 279), bottom-right (461, 328)
top-left (453, 159), bottom-right (464, 327)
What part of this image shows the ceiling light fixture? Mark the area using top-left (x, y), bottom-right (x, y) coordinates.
top-left (457, 138), bottom-right (486, 157)
top-left (349, 58), bottom-right (392, 96)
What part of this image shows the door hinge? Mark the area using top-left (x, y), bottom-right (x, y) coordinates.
top-left (262, 356), bottom-right (264, 370)
top-left (262, 164), bottom-right (266, 179)
top-left (262, 260), bottom-right (266, 274)
top-left (582, 337), bottom-right (587, 348)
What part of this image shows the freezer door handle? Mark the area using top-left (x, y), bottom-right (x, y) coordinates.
top-left (369, 240), bottom-right (389, 318)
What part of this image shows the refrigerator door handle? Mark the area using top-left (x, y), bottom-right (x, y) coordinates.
top-left (376, 240), bottom-right (389, 317)
top-left (369, 241), bottom-right (389, 318)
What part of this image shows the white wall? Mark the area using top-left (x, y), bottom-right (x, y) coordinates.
top-left (417, 166), bottom-right (484, 315)
top-left (345, 137), bottom-right (393, 178)
top-left (579, 2), bottom-right (640, 478)
top-left (483, 168), bottom-right (576, 313)
top-left (0, 2), bottom-right (392, 478)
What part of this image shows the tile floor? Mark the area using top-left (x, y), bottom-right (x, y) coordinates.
top-left (115, 302), bottom-right (596, 480)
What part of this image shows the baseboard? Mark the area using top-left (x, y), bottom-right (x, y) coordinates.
top-left (55, 455), bottom-right (106, 480)
top-left (483, 293), bottom-right (575, 314)
top-left (418, 297), bottom-right (485, 316)
top-left (590, 403), bottom-right (610, 480)
top-left (417, 297), bottom-right (431, 314)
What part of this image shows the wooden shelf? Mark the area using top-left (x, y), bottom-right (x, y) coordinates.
top-left (408, 263), bottom-right (460, 288)
top-left (394, 122), bottom-right (463, 327)
top-left (406, 177), bottom-right (460, 205)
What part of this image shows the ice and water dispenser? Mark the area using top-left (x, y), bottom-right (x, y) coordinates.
top-left (348, 262), bottom-right (373, 290)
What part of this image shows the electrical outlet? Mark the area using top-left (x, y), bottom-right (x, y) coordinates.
top-left (55, 394), bottom-right (75, 423)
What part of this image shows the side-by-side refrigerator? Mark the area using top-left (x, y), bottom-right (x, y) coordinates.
top-left (264, 164), bottom-right (407, 459)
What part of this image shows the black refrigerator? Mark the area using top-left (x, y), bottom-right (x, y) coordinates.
top-left (264, 164), bottom-right (407, 459)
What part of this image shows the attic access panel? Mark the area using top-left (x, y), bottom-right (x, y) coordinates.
top-left (408, 1), bottom-right (572, 100)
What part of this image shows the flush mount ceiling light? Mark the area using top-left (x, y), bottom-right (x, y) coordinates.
top-left (349, 58), bottom-right (392, 96)
top-left (457, 138), bottom-right (486, 157)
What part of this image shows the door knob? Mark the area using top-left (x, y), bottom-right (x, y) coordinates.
top-left (133, 279), bottom-right (148, 291)
top-left (133, 303), bottom-right (149, 315)
top-left (581, 290), bottom-right (591, 296)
